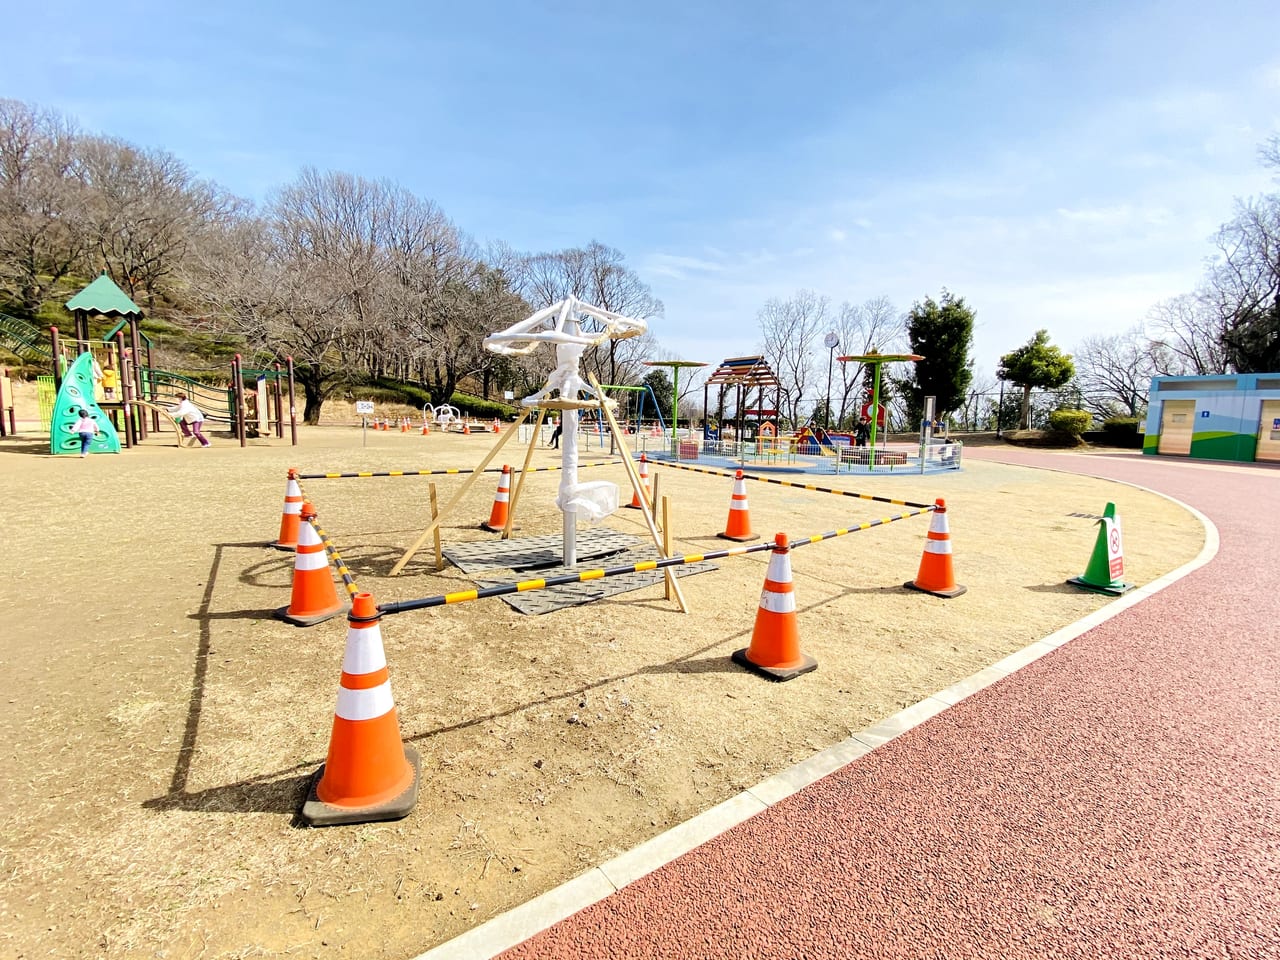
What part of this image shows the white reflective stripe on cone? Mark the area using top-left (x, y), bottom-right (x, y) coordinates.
top-left (759, 589), bottom-right (797, 614)
top-left (730, 500), bottom-right (749, 511)
top-left (294, 550), bottom-right (329, 571)
top-left (930, 513), bottom-right (950, 533)
top-left (335, 682), bottom-right (394, 722)
top-left (923, 539), bottom-right (953, 554)
top-left (495, 491), bottom-right (509, 501)
top-left (342, 626), bottom-right (388, 675)
top-left (283, 500), bottom-right (302, 515)
top-left (766, 554), bottom-right (792, 582)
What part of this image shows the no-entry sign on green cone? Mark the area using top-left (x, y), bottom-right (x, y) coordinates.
top-left (1067, 502), bottom-right (1133, 595)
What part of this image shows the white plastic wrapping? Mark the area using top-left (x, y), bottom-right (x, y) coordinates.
top-left (557, 480), bottom-right (619, 523)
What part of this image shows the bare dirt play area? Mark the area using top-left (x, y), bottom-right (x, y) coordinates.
top-left (0, 414), bottom-right (1204, 959)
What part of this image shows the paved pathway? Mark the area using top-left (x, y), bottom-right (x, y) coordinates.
top-left (441, 451), bottom-right (1280, 959)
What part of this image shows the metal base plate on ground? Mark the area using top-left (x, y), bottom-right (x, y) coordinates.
top-left (443, 528), bottom-right (640, 574)
top-left (477, 547), bottom-right (718, 615)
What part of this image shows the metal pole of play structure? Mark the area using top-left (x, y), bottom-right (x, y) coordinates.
top-left (838, 351), bottom-right (923, 472)
top-left (273, 362), bottom-right (284, 439)
top-left (286, 356), bottom-right (298, 446)
top-left (645, 360), bottom-right (708, 455)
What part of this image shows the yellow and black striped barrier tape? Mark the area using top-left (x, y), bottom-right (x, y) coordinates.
top-left (307, 517), bottom-right (361, 598)
top-left (652, 459), bottom-right (935, 510)
top-left (377, 504), bottom-right (935, 616)
top-left (298, 460), bottom-right (622, 480)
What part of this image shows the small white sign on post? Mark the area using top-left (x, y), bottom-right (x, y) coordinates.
top-left (355, 400), bottom-right (374, 446)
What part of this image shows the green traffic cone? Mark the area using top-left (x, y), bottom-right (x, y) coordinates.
top-left (1067, 502), bottom-right (1133, 595)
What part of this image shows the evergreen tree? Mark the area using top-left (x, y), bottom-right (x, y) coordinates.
top-left (997, 329), bottom-right (1076, 429)
top-left (897, 290), bottom-right (975, 425)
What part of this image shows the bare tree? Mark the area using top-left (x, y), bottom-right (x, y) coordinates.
top-left (510, 240), bottom-right (663, 391)
top-left (758, 290), bottom-right (829, 426)
top-left (1203, 195), bottom-right (1280, 373)
top-left (1146, 293), bottom-right (1228, 375)
top-left (0, 99), bottom-right (89, 312)
top-left (1072, 327), bottom-right (1154, 418)
top-left (829, 295), bottom-right (904, 426)
top-left (78, 136), bottom-right (239, 306)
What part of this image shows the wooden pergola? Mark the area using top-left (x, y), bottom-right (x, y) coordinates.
top-left (703, 355), bottom-right (783, 440)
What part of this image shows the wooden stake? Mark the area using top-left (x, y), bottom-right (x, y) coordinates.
top-left (429, 482), bottom-right (443, 571)
top-left (651, 474), bottom-right (662, 531)
top-left (588, 373), bottom-right (688, 613)
top-left (662, 495), bottom-right (675, 601)
top-left (390, 407), bottom-right (532, 575)
top-left (505, 408), bottom-right (547, 540)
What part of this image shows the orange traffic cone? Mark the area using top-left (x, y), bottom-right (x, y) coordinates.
top-left (492, 418), bottom-right (500, 433)
top-left (463, 422), bottom-right (471, 435)
top-left (625, 454), bottom-right (651, 509)
top-left (271, 468), bottom-right (304, 551)
top-left (276, 504), bottom-right (346, 626)
top-left (481, 464), bottom-right (513, 532)
top-left (400, 419), bottom-right (408, 433)
top-left (421, 421), bottom-right (430, 435)
top-left (904, 499), bottom-right (966, 598)
top-left (718, 470), bottom-right (759, 542)
top-left (732, 534), bottom-right (817, 681)
top-left (301, 592), bottom-right (420, 826)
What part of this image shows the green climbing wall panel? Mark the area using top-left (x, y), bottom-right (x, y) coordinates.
top-left (50, 352), bottom-right (121, 455)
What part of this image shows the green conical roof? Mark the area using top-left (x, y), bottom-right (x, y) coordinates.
top-left (65, 273), bottom-right (143, 318)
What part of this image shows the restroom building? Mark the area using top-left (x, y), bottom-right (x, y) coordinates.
top-left (1143, 373), bottom-right (1280, 463)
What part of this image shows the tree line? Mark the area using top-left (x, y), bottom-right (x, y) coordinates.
top-left (3, 96), bottom-right (1275, 430)
top-left (0, 99), bottom-right (666, 422)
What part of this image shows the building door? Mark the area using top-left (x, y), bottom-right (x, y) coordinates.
top-left (1256, 400), bottom-right (1280, 463)
top-left (1157, 400), bottom-right (1196, 455)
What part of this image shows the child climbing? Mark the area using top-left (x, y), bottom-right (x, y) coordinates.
top-left (72, 408), bottom-right (99, 457)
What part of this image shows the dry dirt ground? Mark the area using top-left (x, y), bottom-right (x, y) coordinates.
top-left (0, 398), bottom-right (1204, 959)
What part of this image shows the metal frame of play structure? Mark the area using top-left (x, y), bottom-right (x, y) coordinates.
top-left (38, 273), bottom-right (299, 453)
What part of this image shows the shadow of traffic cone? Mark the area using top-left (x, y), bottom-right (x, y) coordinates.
top-left (625, 454), bottom-right (650, 509)
top-left (904, 499), bottom-right (966, 598)
top-left (1067, 502), bottom-right (1133, 595)
top-left (301, 592), bottom-right (420, 826)
top-left (276, 504), bottom-right (347, 626)
top-left (270, 468), bottom-right (304, 551)
top-left (732, 534), bottom-right (817, 681)
top-left (718, 470), bottom-right (760, 542)
top-left (481, 465), bottom-right (513, 532)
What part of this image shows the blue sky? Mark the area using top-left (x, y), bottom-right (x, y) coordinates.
top-left (8, 0), bottom-right (1278, 379)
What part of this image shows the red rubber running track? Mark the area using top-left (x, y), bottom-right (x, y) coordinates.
top-left (490, 450), bottom-right (1279, 960)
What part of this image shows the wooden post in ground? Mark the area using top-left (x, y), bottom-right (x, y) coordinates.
top-left (504, 407), bottom-right (547, 540)
top-left (589, 373), bottom-right (688, 613)
top-left (390, 407), bottom-right (532, 576)
top-left (651, 474), bottom-right (662, 532)
top-left (662, 495), bottom-right (675, 602)
top-left (429, 482), bottom-right (444, 571)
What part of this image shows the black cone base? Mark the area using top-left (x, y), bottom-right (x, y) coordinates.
top-left (301, 745), bottom-right (420, 827)
top-left (731, 647), bottom-right (817, 682)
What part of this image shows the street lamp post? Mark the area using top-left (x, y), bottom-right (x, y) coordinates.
top-left (823, 332), bottom-right (838, 430)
